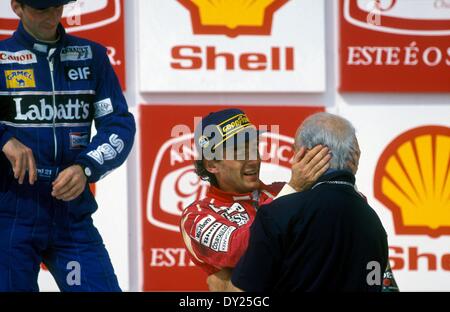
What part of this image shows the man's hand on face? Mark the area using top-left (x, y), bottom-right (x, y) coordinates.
top-left (2, 137), bottom-right (37, 185)
top-left (52, 165), bottom-right (87, 201)
top-left (288, 145), bottom-right (331, 192)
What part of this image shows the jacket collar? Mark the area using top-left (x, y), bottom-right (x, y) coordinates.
top-left (314, 169), bottom-right (356, 186)
top-left (207, 181), bottom-right (270, 202)
top-left (13, 21), bottom-right (67, 55)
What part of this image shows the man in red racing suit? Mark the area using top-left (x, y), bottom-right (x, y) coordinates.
top-left (181, 182), bottom-right (284, 275)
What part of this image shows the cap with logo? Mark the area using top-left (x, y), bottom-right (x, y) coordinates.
top-left (194, 108), bottom-right (259, 158)
top-left (17, 0), bottom-right (75, 9)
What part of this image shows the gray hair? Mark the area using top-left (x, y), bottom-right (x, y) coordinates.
top-left (295, 112), bottom-right (357, 171)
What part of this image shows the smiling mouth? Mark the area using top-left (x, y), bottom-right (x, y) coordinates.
top-left (243, 171), bottom-right (258, 176)
top-left (43, 22), bottom-right (58, 28)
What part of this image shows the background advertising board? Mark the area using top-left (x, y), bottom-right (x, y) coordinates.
top-left (338, 100), bottom-right (450, 291)
top-left (340, 0), bottom-right (450, 92)
top-left (140, 104), bottom-right (324, 290)
top-left (138, 0), bottom-right (326, 92)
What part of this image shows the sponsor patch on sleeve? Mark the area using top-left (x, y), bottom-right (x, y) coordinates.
top-left (210, 224), bottom-right (236, 252)
top-left (5, 69), bottom-right (36, 89)
top-left (218, 226), bottom-right (236, 252)
top-left (200, 222), bottom-right (222, 248)
top-left (193, 216), bottom-right (216, 242)
top-left (94, 98), bottom-right (113, 118)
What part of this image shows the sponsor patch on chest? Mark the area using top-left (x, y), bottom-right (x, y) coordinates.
top-left (0, 50), bottom-right (37, 64)
top-left (4, 69), bottom-right (36, 89)
top-left (209, 203), bottom-right (250, 227)
top-left (60, 46), bottom-right (93, 62)
top-left (70, 132), bottom-right (89, 149)
top-left (65, 66), bottom-right (93, 81)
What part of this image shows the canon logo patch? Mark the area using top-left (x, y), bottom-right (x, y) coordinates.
top-left (0, 50), bottom-right (37, 64)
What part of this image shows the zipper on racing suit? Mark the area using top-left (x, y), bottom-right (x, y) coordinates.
top-left (47, 48), bottom-right (58, 162)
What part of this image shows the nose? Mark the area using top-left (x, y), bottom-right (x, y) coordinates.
top-left (47, 6), bottom-right (63, 24)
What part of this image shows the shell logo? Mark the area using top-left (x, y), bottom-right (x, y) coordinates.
top-left (177, 0), bottom-right (289, 37)
top-left (374, 126), bottom-right (450, 238)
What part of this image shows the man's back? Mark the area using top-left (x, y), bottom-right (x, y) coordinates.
top-left (232, 170), bottom-right (388, 292)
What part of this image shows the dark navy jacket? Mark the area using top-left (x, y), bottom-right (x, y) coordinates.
top-left (0, 22), bottom-right (135, 184)
top-left (232, 170), bottom-right (388, 292)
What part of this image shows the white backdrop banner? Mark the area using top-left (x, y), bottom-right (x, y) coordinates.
top-left (338, 99), bottom-right (450, 291)
top-left (138, 0), bottom-right (326, 92)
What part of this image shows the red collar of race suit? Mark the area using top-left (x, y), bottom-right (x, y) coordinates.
top-left (206, 182), bottom-right (276, 203)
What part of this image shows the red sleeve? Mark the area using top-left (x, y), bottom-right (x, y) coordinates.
top-left (180, 203), bottom-right (252, 270)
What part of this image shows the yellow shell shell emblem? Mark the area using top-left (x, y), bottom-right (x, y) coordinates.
top-left (374, 125), bottom-right (450, 238)
top-left (178, 0), bottom-right (288, 37)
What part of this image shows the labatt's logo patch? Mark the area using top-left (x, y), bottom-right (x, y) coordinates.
top-left (178, 0), bottom-right (288, 37)
top-left (374, 125), bottom-right (450, 238)
top-left (147, 130), bottom-right (293, 232)
top-left (5, 69), bottom-right (36, 88)
top-left (13, 98), bottom-right (90, 122)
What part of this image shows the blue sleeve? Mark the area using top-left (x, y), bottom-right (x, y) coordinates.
top-left (0, 125), bottom-right (14, 150)
top-left (231, 205), bottom-right (282, 292)
top-left (75, 48), bottom-right (136, 183)
top-left (0, 41), bottom-right (15, 150)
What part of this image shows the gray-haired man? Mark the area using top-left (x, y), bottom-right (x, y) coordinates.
top-left (231, 112), bottom-right (398, 292)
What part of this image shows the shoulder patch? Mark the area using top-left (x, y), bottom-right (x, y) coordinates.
top-left (94, 98), bottom-right (113, 118)
top-left (193, 215), bottom-right (216, 242)
top-left (211, 225), bottom-right (236, 252)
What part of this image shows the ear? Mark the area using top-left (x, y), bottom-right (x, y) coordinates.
top-left (204, 159), bottom-right (220, 174)
top-left (348, 137), bottom-right (361, 175)
top-left (11, 0), bottom-right (23, 18)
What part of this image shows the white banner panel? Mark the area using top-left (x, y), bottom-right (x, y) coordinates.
top-left (138, 0), bottom-right (326, 92)
top-left (337, 98), bottom-right (450, 291)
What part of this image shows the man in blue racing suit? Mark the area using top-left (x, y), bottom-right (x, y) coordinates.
top-left (0, 0), bottom-right (135, 291)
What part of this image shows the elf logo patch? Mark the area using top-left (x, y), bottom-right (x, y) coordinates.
top-left (65, 66), bottom-right (92, 81)
top-left (5, 69), bottom-right (36, 89)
